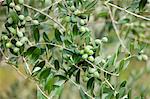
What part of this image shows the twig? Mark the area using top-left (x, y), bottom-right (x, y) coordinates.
top-left (86, 60), bottom-right (119, 76)
top-left (23, 4), bottom-right (66, 31)
top-left (107, 2), bottom-right (150, 21)
top-left (69, 78), bottom-right (94, 99)
top-left (34, 0), bottom-right (62, 17)
top-left (36, 42), bottom-right (72, 52)
top-left (23, 57), bottom-right (32, 75)
top-left (105, 4), bottom-right (130, 54)
top-left (0, 48), bottom-right (8, 60)
top-left (36, 84), bottom-right (51, 99)
top-left (104, 78), bottom-right (115, 90)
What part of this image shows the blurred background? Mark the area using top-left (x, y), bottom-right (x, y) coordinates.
top-left (0, 0), bottom-right (150, 99)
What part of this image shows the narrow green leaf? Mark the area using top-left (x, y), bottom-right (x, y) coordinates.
top-left (33, 26), bottom-right (40, 43)
top-left (31, 47), bottom-right (41, 62)
top-left (139, 0), bottom-right (147, 11)
top-left (54, 60), bottom-right (60, 71)
top-left (76, 70), bottom-right (80, 84)
top-left (87, 77), bottom-right (95, 90)
top-left (120, 81), bottom-right (127, 88)
top-left (10, 11), bottom-right (19, 24)
top-left (55, 29), bottom-right (62, 42)
top-left (39, 68), bottom-right (51, 80)
top-left (79, 88), bottom-right (89, 99)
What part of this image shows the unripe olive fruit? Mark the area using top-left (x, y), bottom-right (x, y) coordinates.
top-left (101, 59), bottom-right (106, 64)
top-left (13, 47), bottom-right (19, 53)
top-left (142, 54), bottom-right (148, 61)
top-left (26, 16), bottom-right (32, 22)
top-left (2, 35), bottom-right (8, 40)
top-left (18, 0), bottom-right (24, 4)
top-left (85, 27), bottom-right (90, 32)
top-left (95, 39), bottom-right (101, 45)
top-left (94, 71), bottom-right (99, 78)
top-left (88, 67), bottom-right (96, 74)
top-left (17, 31), bottom-right (23, 37)
top-left (7, 17), bottom-right (13, 24)
top-left (88, 50), bottom-right (94, 55)
top-left (32, 20), bottom-right (39, 25)
top-left (8, 27), bottom-right (16, 34)
top-left (21, 20), bottom-right (26, 25)
top-left (82, 54), bottom-right (88, 59)
top-left (79, 19), bottom-right (85, 26)
top-left (20, 37), bottom-right (28, 43)
top-left (64, 16), bottom-right (70, 22)
top-left (16, 41), bottom-right (23, 47)
top-left (84, 45), bottom-right (93, 52)
top-left (70, 6), bottom-right (76, 11)
top-left (19, 15), bottom-right (25, 21)
top-left (71, 16), bottom-right (77, 23)
top-left (88, 56), bottom-right (95, 62)
top-left (15, 5), bottom-right (21, 11)
top-left (9, 2), bottom-right (15, 7)
top-left (79, 26), bottom-right (86, 33)
top-left (6, 42), bottom-right (12, 48)
top-left (74, 9), bottom-right (81, 15)
top-left (137, 55), bottom-right (142, 61)
top-left (102, 37), bottom-right (108, 43)
top-left (80, 50), bottom-right (84, 55)
top-left (83, 76), bottom-right (89, 82)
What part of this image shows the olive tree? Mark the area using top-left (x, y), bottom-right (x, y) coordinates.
top-left (0, 0), bottom-right (149, 98)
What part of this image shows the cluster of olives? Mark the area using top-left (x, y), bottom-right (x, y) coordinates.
top-left (1, 1), bottom-right (33, 53)
top-left (138, 50), bottom-right (148, 61)
top-left (64, 1), bottom-right (90, 34)
top-left (80, 45), bottom-right (95, 62)
top-left (9, 1), bottom-right (39, 26)
top-left (83, 67), bottom-right (100, 82)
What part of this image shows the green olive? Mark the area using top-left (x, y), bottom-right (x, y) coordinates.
top-left (70, 6), bottom-right (76, 11)
top-left (26, 16), bottom-right (32, 22)
top-left (7, 17), bottom-right (13, 24)
top-left (88, 67), bottom-right (96, 74)
top-left (83, 76), bottom-right (89, 82)
top-left (2, 35), bottom-right (8, 40)
top-left (16, 41), bottom-right (23, 47)
top-left (8, 27), bottom-right (16, 34)
top-left (95, 39), bottom-right (101, 45)
top-left (18, 0), bottom-right (24, 4)
top-left (102, 37), bottom-right (108, 43)
top-left (17, 31), bottom-right (23, 38)
top-left (65, 16), bottom-right (70, 22)
top-left (21, 20), bottom-right (26, 25)
top-left (19, 15), bottom-right (25, 21)
top-left (82, 54), bottom-right (88, 59)
top-left (66, 1), bottom-right (73, 6)
top-left (32, 20), bottom-right (39, 25)
top-left (74, 9), bottom-right (81, 15)
top-left (6, 42), bottom-right (12, 48)
top-left (80, 50), bottom-right (84, 55)
top-left (15, 5), bottom-right (21, 11)
top-left (9, 2), bottom-right (15, 7)
top-left (84, 45), bottom-right (93, 52)
top-left (79, 19), bottom-right (85, 26)
top-left (88, 50), bottom-right (94, 55)
top-left (94, 71), bottom-right (99, 78)
top-left (71, 16), bottom-right (77, 23)
top-left (88, 56), bottom-right (95, 62)
top-left (85, 27), bottom-right (90, 32)
top-left (101, 59), bottom-right (106, 64)
top-left (79, 26), bottom-right (86, 33)
top-left (20, 37), bottom-right (28, 43)
top-left (13, 47), bottom-right (19, 53)
top-left (142, 54), bottom-right (148, 61)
